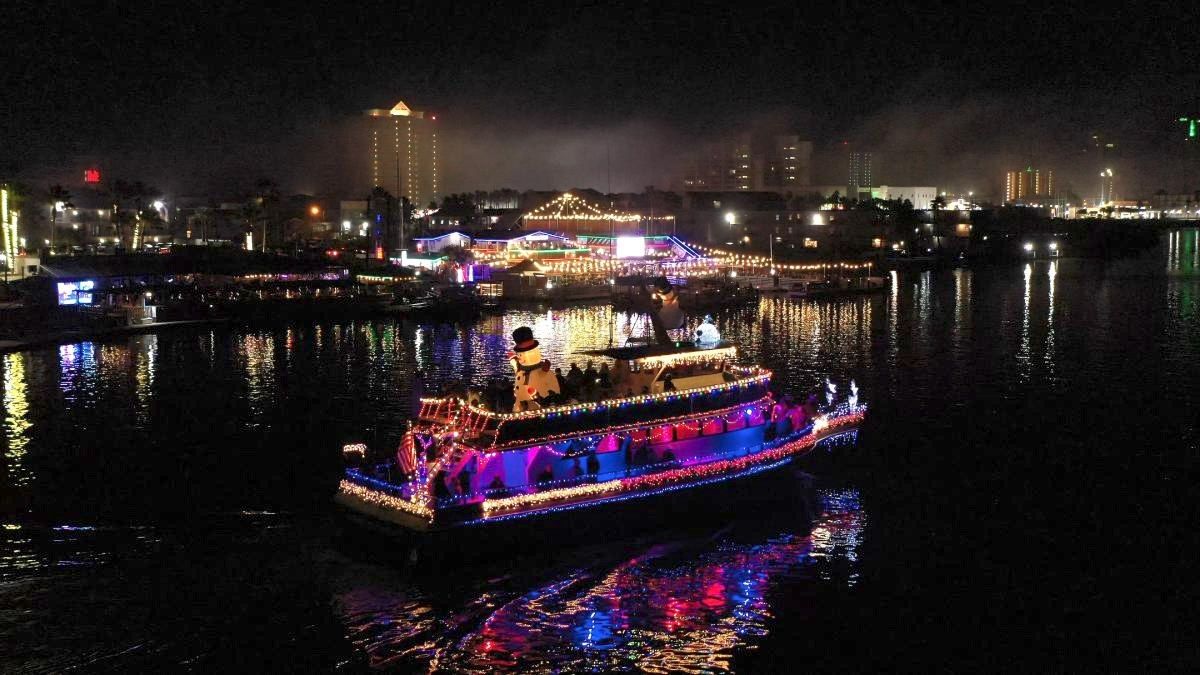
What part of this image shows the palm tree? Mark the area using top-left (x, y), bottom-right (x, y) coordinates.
top-left (241, 199), bottom-right (264, 251)
top-left (254, 179), bottom-right (280, 251)
top-left (107, 180), bottom-right (134, 250)
top-left (46, 184), bottom-right (73, 252)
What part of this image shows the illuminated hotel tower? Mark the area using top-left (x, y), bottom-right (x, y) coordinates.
top-left (1004, 167), bottom-right (1054, 203)
top-left (364, 101), bottom-right (440, 207)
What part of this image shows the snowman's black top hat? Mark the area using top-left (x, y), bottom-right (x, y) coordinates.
top-left (512, 326), bottom-right (539, 352)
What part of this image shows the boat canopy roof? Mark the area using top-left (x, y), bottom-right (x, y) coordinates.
top-left (579, 341), bottom-right (736, 364)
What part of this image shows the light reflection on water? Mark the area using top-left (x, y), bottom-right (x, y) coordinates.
top-left (2, 353), bottom-right (32, 487)
top-left (0, 233), bottom-right (1198, 670)
top-left (336, 489), bottom-right (863, 673)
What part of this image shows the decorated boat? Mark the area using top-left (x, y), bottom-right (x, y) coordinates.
top-left (336, 278), bottom-right (865, 533)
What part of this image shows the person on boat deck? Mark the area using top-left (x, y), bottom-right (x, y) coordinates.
top-left (487, 474), bottom-right (506, 493)
top-left (611, 360), bottom-right (630, 388)
top-left (662, 373), bottom-right (677, 392)
top-left (583, 360), bottom-right (599, 392)
top-left (775, 395), bottom-right (795, 436)
top-left (787, 399), bottom-right (809, 430)
top-left (771, 396), bottom-right (790, 424)
top-left (433, 470), bottom-right (452, 499)
top-left (660, 448), bottom-right (676, 463)
top-left (586, 453), bottom-right (600, 478)
top-left (457, 466), bottom-right (473, 497)
top-left (802, 393), bottom-right (820, 419)
top-left (598, 362), bottom-right (611, 389)
top-left (566, 362), bottom-right (584, 396)
top-left (571, 458), bottom-right (584, 480)
top-left (537, 465), bottom-right (555, 484)
top-left (555, 367), bottom-right (567, 395)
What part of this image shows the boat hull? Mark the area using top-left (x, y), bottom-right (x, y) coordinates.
top-left (333, 441), bottom-right (842, 568)
top-left (334, 412), bottom-right (862, 544)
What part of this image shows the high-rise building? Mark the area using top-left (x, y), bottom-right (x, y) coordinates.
top-left (681, 134), bottom-right (753, 191)
top-left (848, 151), bottom-right (872, 200)
top-left (1099, 168), bottom-right (1115, 204)
top-left (763, 135), bottom-right (813, 190)
top-left (680, 133), bottom-right (812, 192)
top-left (1004, 167), bottom-right (1054, 203)
top-left (364, 101), bottom-right (440, 208)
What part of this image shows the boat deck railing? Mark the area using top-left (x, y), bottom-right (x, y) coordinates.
top-left (418, 365), bottom-right (773, 447)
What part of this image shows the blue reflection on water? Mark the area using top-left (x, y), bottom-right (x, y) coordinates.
top-left (335, 489), bottom-right (862, 672)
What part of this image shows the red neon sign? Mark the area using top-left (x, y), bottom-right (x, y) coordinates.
top-left (83, 168), bottom-right (101, 184)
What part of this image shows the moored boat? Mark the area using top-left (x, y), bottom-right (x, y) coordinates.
top-left (787, 276), bottom-right (887, 299)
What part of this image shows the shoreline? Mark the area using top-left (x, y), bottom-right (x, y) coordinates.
top-left (0, 318), bottom-right (232, 354)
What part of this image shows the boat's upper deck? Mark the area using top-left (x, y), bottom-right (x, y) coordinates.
top-left (418, 345), bottom-right (772, 450)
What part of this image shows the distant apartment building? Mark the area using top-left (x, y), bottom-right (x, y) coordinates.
top-left (363, 100), bottom-right (440, 208)
top-left (1004, 167), bottom-right (1054, 203)
top-left (1099, 168), bottom-right (1115, 204)
top-left (680, 134), bottom-right (812, 192)
top-left (848, 151), bottom-right (873, 201)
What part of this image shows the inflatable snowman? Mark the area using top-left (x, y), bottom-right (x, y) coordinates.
top-left (652, 277), bottom-right (685, 330)
top-left (509, 326), bottom-right (561, 411)
top-left (693, 314), bottom-right (721, 348)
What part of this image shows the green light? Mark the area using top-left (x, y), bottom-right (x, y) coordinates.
top-left (1191, 120), bottom-right (1197, 139)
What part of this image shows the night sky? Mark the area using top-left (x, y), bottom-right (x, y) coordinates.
top-left (3, 0), bottom-right (1197, 197)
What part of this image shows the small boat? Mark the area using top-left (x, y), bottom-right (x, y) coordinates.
top-left (336, 279), bottom-right (865, 533)
top-left (379, 295), bottom-right (432, 316)
top-left (787, 276), bottom-right (887, 299)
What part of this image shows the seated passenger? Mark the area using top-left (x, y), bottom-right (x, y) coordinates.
top-left (660, 449), bottom-right (676, 463)
top-left (787, 401), bottom-right (808, 430)
top-left (565, 363), bottom-right (584, 396)
top-left (802, 393), bottom-right (820, 419)
top-left (611, 360), bottom-right (630, 388)
top-left (487, 474), bottom-right (506, 492)
top-left (537, 465), bottom-right (555, 484)
top-left (775, 395), bottom-right (796, 436)
top-left (433, 470), bottom-right (452, 499)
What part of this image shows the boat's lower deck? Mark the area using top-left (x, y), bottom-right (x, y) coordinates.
top-left (337, 407), bottom-right (864, 531)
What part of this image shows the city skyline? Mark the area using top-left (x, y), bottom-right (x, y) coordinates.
top-left (4, 2), bottom-right (1199, 200)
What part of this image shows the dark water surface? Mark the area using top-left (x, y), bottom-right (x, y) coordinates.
top-left (3, 231), bottom-right (1199, 671)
